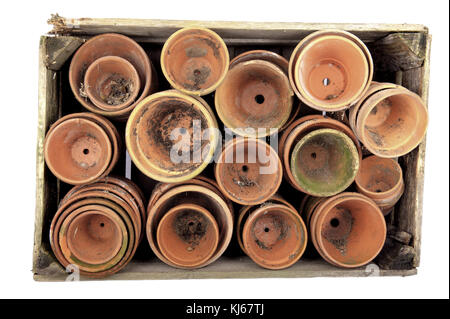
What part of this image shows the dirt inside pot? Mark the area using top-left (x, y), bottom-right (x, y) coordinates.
top-left (174, 211), bottom-right (209, 249)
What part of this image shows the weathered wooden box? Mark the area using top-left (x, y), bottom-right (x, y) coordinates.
top-left (34, 16), bottom-right (431, 281)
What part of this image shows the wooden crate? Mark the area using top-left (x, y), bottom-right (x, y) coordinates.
top-left (34, 15), bottom-right (431, 281)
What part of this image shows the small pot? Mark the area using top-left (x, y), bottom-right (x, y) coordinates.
top-left (215, 59), bottom-right (293, 137)
top-left (355, 156), bottom-right (404, 215)
top-left (84, 56), bottom-right (141, 111)
top-left (146, 184), bottom-right (233, 269)
top-left (161, 28), bottom-right (229, 96)
top-left (230, 50), bottom-right (289, 74)
top-left (44, 117), bottom-right (112, 185)
top-left (241, 203), bottom-right (308, 270)
top-left (45, 112), bottom-right (121, 179)
top-left (309, 192), bottom-right (386, 268)
top-left (289, 30), bottom-right (373, 111)
top-left (69, 33), bottom-right (157, 119)
top-left (355, 86), bottom-right (428, 158)
top-left (157, 204), bottom-right (219, 268)
top-left (126, 90), bottom-right (219, 183)
top-left (215, 138), bottom-right (283, 205)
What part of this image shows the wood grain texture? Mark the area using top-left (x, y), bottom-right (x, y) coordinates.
top-left (45, 36), bottom-right (85, 71)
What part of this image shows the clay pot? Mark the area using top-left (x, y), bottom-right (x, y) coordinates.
top-left (126, 90), bottom-right (219, 183)
top-left (44, 117), bottom-right (112, 185)
top-left (215, 138), bottom-right (283, 205)
top-left (45, 113), bottom-right (121, 180)
top-left (215, 59), bottom-right (293, 137)
top-left (307, 192), bottom-right (386, 268)
top-left (84, 56), bottom-right (141, 111)
top-left (348, 81), bottom-right (397, 134)
top-left (157, 204), bottom-right (219, 268)
top-left (290, 128), bottom-right (360, 197)
top-left (69, 33), bottom-right (157, 119)
top-left (355, 156), bottom-right (404, 214)
top-left (49, 179), bottom-right (145, 277)
top-left (280, 115), bottom-right (361, 195)
top-left (161, 28), bottom-right (229, 96)
top-left (355, 85), bottom-right (428, 157)
top-left (289, 30), bottom-right (373, 111)
top-left (229, 50), bottom-right (289, 74)
top-left (239, 202), bottom-right (307, 270)
top-left (146, 182), bottom-right (233, 269)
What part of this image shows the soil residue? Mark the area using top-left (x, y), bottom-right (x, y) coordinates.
top-left (174, 211), bottom-right (209, 249)
top-left (322, 208), bottom-right (354, 255)
top-left (100, 74), bottom-right (135, 106)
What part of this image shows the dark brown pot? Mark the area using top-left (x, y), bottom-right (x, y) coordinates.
top-left (161, 28), bottom-right (229, 96)
top-left (215, 138), bottom-right (283, 205)
top-left (69, 33), bottom-right (157, 119)
top-left (84, 55), bottom-right (141, 111)
top-left (215, 59), bottom-right (293, 137)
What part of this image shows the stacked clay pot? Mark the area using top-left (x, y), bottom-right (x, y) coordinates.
top-left (69, 33), bottom-right (157, 120)
top-left (161, 28), bottom-right (229, 96)
top-left (289, 30), bottom-right (373, 111)
top-left (215, 137), bottom-right (283, 205)
top-left (215, 50), bottom-right (295, 137)
top-left (49, 176), bottom-right (145, 277)
top-left (349, 82), bottom-right (428, 157)
top-left (237, 195), bottom-right (308, 269)
top-left (44, 113), bottom-right (121, 185)
top-left (146, 177), bottom-right (234, 269)
top-left (280, 115), bottom-right (361, 197)
top-left (126, 90), bottom-right (219, 183)
top-left (355, 155), bottom-right (404, 215)
top-left (302, 192), bottom-right (386, 268)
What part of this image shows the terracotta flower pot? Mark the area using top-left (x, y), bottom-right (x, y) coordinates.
top-left (69, 33), bottom-right (157, 119)
top-left (84, 56), bottom-right (141, 111)
top-left (146, 183), bottom-right (233, 269)
top-left (348, 81), bottom-right (397, 134)
top-left (355, 156), bottom-right (404, 215)
top-left (308, 192), bottom-right (386, 268)
top-left (215, 138), bottom-right (283, 205)
top-left (215, 59), bottom-right (293, 137)
top-left (241, 203), bottom-right (307, 270)
top-left (236, 194), bottom-right (298, 255)
top-left (126, 90), bottom-right (219, 183)
top-left (44, 117), bottom-right (112, 185)
top-left (355, 86), bottom-right (428, 158)
top-left (280, 115), bottom-right (362, 192)
top-left (229, 49), bottom-right (289, 73)
top-left (290, 128), bottom-right (360, 197)
top-left (289, 30), bottom-right (373, 111)
top-left (59, 206), bottom-right (128, 273)
top-left (50, 179), bottom-right (145, 277)
top-left (157, 204), bottom-right (219, 268)
top-left (45, 112), bottom-right (121, 179)
top-left (161, 28), bottom-right (229, 96)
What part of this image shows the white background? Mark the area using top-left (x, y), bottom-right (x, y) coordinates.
top-left (0, 0), bottom-right (448, 299)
